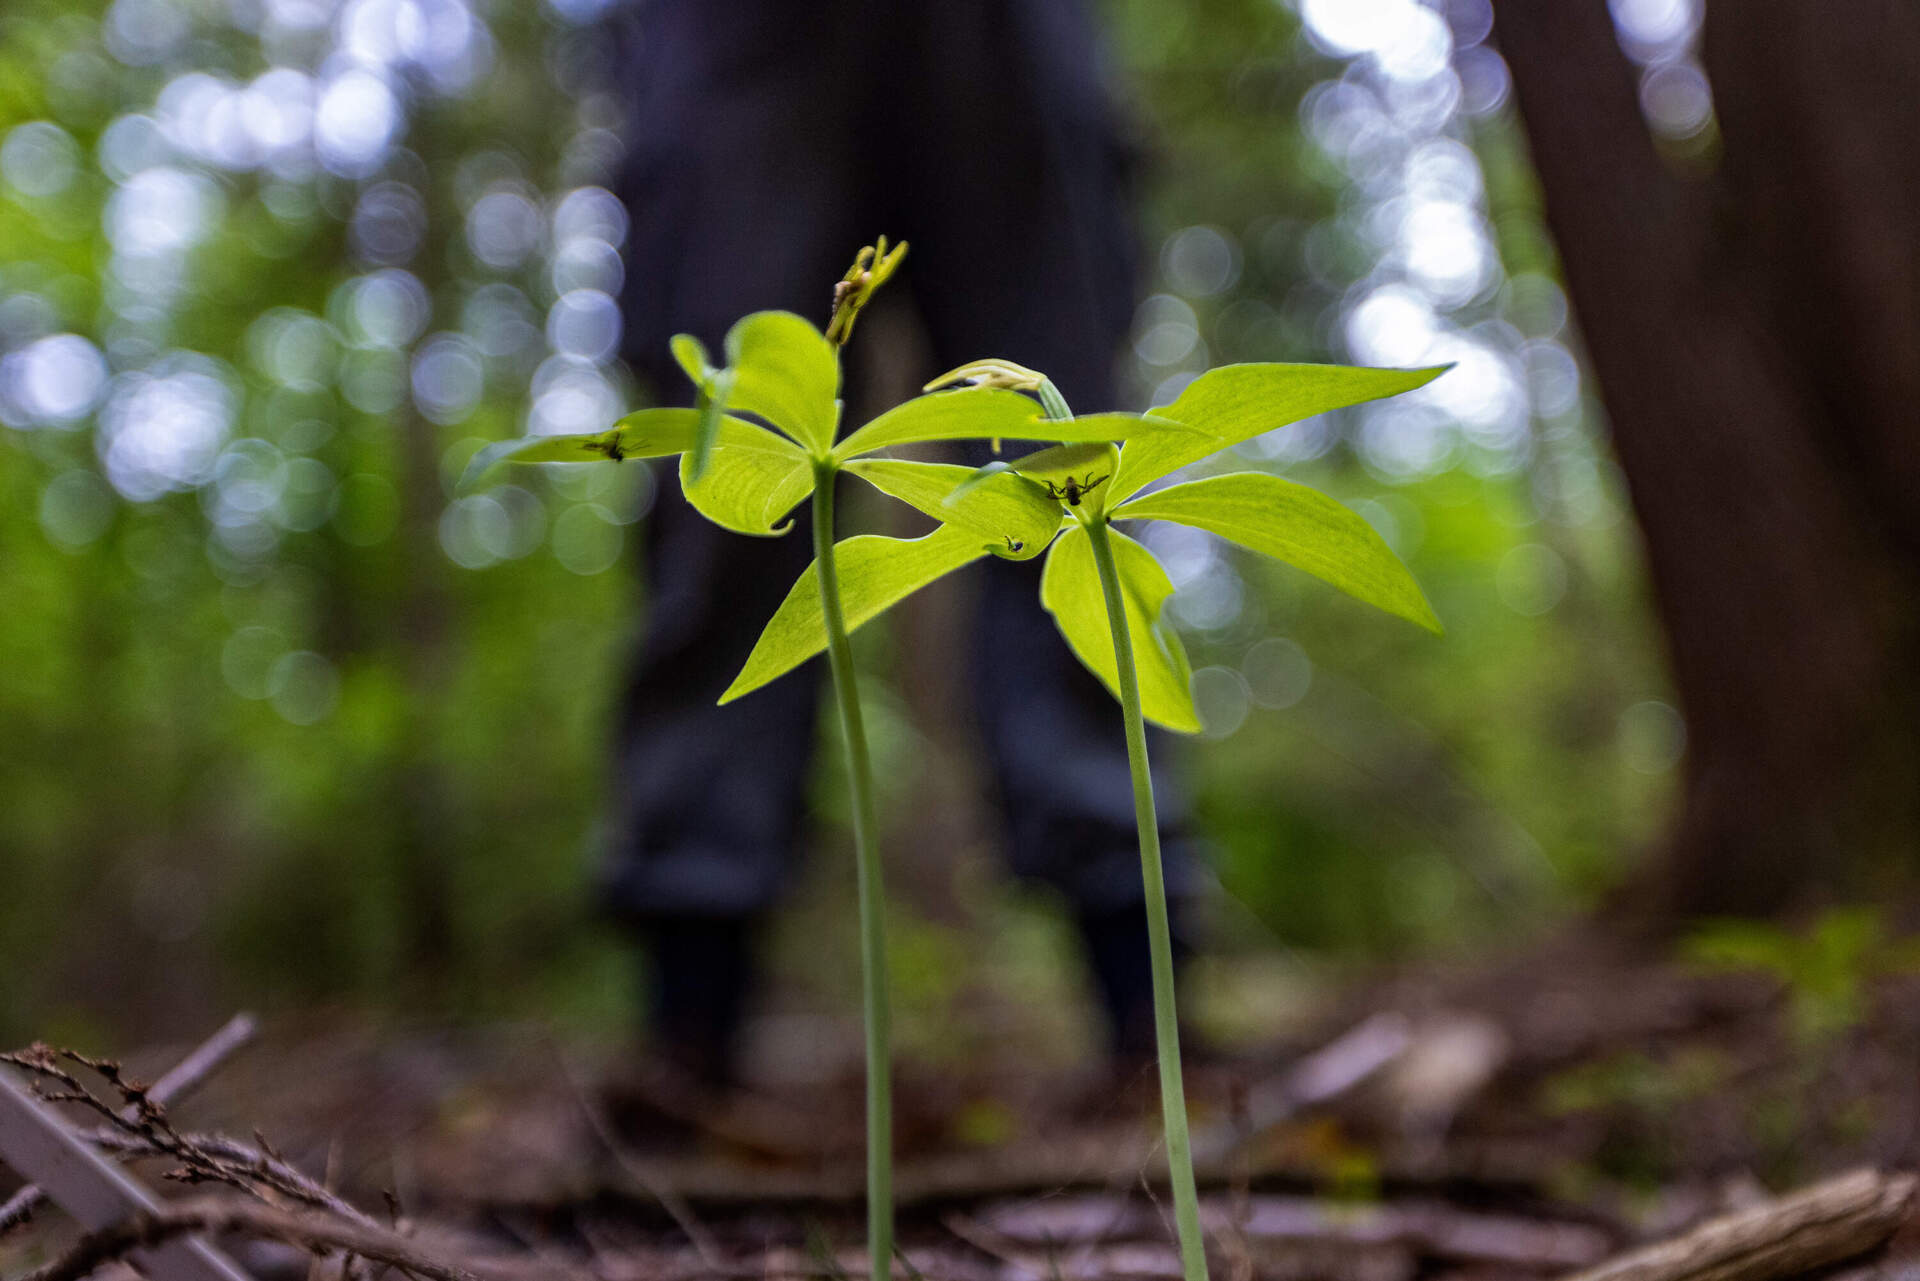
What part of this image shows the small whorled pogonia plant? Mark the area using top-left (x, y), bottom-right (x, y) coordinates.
top-left (461, 240), bottom-right (1188, 1273)
top-left (726, 355), bottom-right (1446, 1281)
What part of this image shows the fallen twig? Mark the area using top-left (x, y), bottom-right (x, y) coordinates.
top-left (1189, 1013), bottom-right (1413, 1166)
top-left (24, 1195), bottom-right (1015, 1281)
top-left (146, 1018), bottom-right (261, 1112)
top-left (0, 1070), bottom-right (250, 1281)
top-left (82, 1128), bottom-right (379, 1227)
top-left (1560, 1167), bottom-right (1917, 1281)
top-left (549, 1047), bottom-right (723, 1268)
top-left (0, 1015), bottom-right (257, 1240)
top-left (19, 1196), bottom-right (496, 1281)
top-left (970, 1193), bottom-right (1611, 1271)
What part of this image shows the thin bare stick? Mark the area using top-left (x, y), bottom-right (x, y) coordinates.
top-left (0, 1015), bottom-right (258, 1240)
top-left (82, 1129), bottom-right (380, 1228)
top-left (20, 1197), bottom-right (493, 1281)
top-left (1562, 1168), bottom-right (1916, 1281)
top-left (25, 1197), bottom-right (996, 1281)
top-left (146, 1018), bottom-right (260, 1109)
top-left (0, 1185), bottom-right (43, 1237)
top-left (558, 1060), bottom-right (723, 1268)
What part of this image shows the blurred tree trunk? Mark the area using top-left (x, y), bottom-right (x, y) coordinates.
top-left (1492, 0), bottom-right (1920, 917)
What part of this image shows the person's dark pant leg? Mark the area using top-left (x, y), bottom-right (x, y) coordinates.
top-left (878, 0), bottom-right (1204, 1058)
top-left (598, 0), bottom-right (876, 1078)
top-left (601, 0), bottom-right (1203, 1074)
top-left (597, 481), bottom-right (820, 1079)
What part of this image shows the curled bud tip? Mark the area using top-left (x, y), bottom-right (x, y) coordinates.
top-left (923, 358), bottom-right (1049, 393)
top-left (826, 236), bottom-right (908, 346)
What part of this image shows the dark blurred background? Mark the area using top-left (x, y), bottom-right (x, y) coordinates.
top-left (6, 0), bottom-right (1905, 1067)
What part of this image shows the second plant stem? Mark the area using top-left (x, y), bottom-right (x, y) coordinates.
top-left (1082, 513), bottom-right (1210, 1281)
top-left (811, 460), bottom-right (893, 1273)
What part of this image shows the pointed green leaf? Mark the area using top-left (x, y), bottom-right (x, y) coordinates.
top-left (831, 388), bottom-right (1040, 459)
top-left (679, 419), bottom-right (816, 536)
top-left (458, 408), bottom-right (705, 492)
top-left (670, 333), bottom-right (733, 483)
top-left (1000, 441), bottom-right (1120, 486)
top-left (1115, 471), bottom-right (1441, 633)
top-left (943, 458), bottom-right (1019, 502)
top-left (688, 369), bottom-right (735, 482)
top-left (670, 333), bottom-right (710, 386)
top-left (832, 390), bottom-right (1171, 460)
top-left (946, 441), bottom-right (1124, 518)
top-left (721, 524), bottom-right (988, 702)
top-left (1109, 363), bottom-right (1449, 505)
top-left (1041, 525), bottom-right (1200, 733)
top-left (724, 310), bottom-right (840, 455)
top-left (843, 458), bottom-right (1060, 560)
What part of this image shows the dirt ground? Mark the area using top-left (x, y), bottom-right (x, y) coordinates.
top-left (8, 932), bottom-right (1920, 1280)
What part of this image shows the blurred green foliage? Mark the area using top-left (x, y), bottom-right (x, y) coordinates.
top-left (1684, 908), bottom-right (1920, 1048)
top-left (0, 0), bottom-right (1674, 1046)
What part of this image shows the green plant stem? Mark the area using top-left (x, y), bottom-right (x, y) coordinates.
top-left (810, 459), bottom-right (893, 1273)
top-left (1081, 514), bottom-right (1209, 1281)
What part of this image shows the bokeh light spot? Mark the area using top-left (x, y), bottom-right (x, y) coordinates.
top-left (1496, 542), bottom-right (1569, 616)
top-left (1243, 637), bottom-right (1314, 710)
top-left (1619, 699), bottom-right (1686, 774)
top-left (39, 470), bottom-right (117, 549)
top-left (2, 122), bottom-right (82, 199)
top-left (0, 334), bottom-right (108, 427)
top-left (1193, 666), bottom-right (1253, 740)
top-left (551, 502), bottom-right (624, 574)
top-left (268, 649), bottom-right (341, 724)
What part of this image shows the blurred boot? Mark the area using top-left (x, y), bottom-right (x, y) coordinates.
top-left (601, 915), bottom-right (755, 1150)
top-left (644, 915), bottom-right (755, 1087)
top-left (1078, 902), bottom-right (1201, 1077)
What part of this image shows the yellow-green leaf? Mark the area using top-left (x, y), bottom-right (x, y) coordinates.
top-left (1109, 363), bottom-right (1449, 505)
top-left (458, 408), bottom-right (704, 492)
top-left (724, 310), bottom-right (840, 456)
top-left (679, 419), bottom-right (816, 536)
top-left (670, 333), bottom-right (732, 482)
top-left (1040, 525), bottom-right (1200, 733)
top-left (945, 440), bottom-right (1127, 520)
top-left (1115, 471), bottom-right (1441, 633)
top-left (832, 391), bottom-right (1167, 460)
top-left (670, 333), bottom-right (710, 387)
top-left (843, 458), bottom-right (1060, 560)
top-left (721, 524), bottom-right (987, 702)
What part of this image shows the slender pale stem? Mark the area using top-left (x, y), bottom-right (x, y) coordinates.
top-left (1081, 514), bottom-right (1209, 1281)
top-left (1036, 378), bottom-right (1074, 422)
top-left (810, 459), bottom-right (893, 1273)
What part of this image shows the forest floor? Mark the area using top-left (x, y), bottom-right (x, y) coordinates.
top-left (7, 930), bottom-right (1920, 1281)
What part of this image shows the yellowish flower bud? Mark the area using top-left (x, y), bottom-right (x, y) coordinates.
top-left (922, 358), bottom-right (1050, 393)
top-left (826, 236), bottom-right (908, 346)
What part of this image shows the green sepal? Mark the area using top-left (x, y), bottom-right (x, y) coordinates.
top-left (1041, 524), bottom-right (1200, 733)
top-left (843, 458), bottom-right (1059, 560)
top-left (724, 310), bottom-right (841, 456)
top-left (721, 523), bottom-right (988, 702)
top-left (1109, 362), bottom-right (1450, 505)
top-left (1115, 470), bottom-right (1442, 633)
top-left (679, 419), bottom-right (816, 536)
top-left (458, 408), bottom-right (704, 492)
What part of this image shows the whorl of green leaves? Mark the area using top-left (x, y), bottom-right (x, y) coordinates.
top-left (744, 361), bottom-right (1450, 730)
top-left (464, 312), bottom-right (1447, 733)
